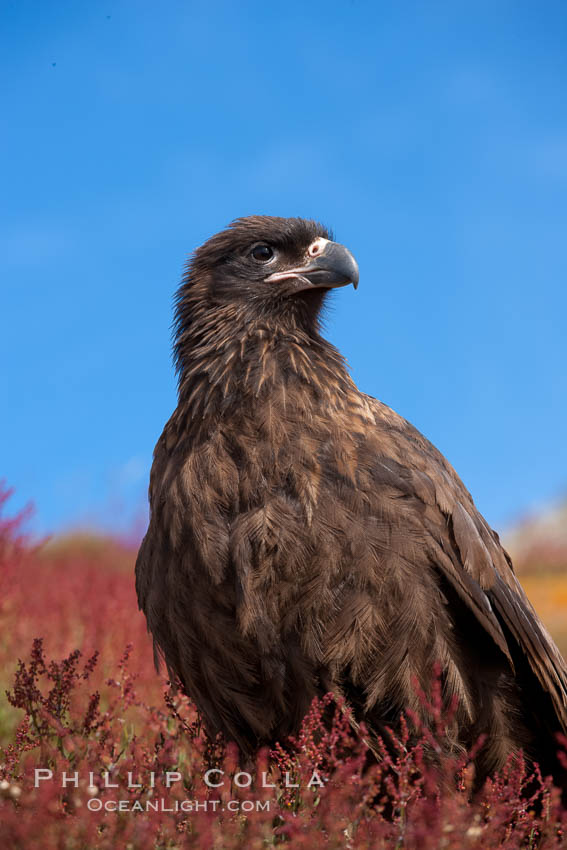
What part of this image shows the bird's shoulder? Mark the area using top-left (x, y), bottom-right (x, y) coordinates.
top-left (355, 391), bottom-right (509, 582)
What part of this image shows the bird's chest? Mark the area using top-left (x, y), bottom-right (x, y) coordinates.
top-left (171, 400), bottom-right (369, 632)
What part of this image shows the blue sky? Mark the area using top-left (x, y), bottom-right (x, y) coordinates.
top-left (2, 0), bottom-right (566, 538)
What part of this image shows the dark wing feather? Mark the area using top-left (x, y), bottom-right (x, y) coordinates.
top-left (364, 394), bottom-right (567, 735)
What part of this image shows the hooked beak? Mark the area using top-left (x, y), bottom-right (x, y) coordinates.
top-left (264, 240), bottom-right (359, 292)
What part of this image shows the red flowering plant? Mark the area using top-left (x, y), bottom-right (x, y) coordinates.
top-left (1, 484), bottom-right (566, 848)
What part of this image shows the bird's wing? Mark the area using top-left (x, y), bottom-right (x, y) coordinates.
top-left (135, 415), bottom-right (189, 677)
top-left (362, 393), bottom-right (567, 733)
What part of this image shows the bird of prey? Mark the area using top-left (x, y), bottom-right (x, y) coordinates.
top-left (136, 215), bottom-right (567, 792)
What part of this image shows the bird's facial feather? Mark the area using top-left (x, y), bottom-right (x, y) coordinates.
top-left (189, 216), bottom-right (358, 305)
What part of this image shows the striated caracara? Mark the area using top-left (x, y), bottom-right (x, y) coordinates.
top-left (136, 215), bottom-right (567, 792)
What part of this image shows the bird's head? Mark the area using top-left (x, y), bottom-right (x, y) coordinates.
top-left (173, 217), bottom-right (358, 399)
top-left (181, 216), bottom-right (359, 322)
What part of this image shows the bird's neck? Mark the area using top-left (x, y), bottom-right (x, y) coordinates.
top-left (174, 303), bottom-right (355, 427)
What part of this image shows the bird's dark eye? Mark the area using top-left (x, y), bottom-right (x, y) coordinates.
top-left (251, 244), bottom-right (274, 263)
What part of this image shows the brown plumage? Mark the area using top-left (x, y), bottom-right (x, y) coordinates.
top-left (136, 215), bottom-right (567, 792)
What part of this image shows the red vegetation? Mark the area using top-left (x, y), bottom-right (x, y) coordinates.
top-left (1, 484), bottom-right (566, 848)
